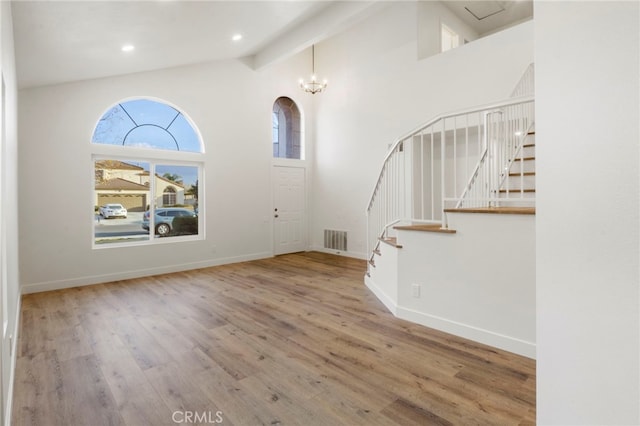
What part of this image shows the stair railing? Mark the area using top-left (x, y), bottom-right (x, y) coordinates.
top-left (496, 120), bottom-right (536, 198)
top-left (510, 63), bottom-right (535, 98)
top-left (365, 95), bottom-right (535, 265)
top-left (454, 98), bottom-right (535, 209)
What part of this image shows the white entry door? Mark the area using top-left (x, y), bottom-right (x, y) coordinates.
top-left (273, 166), bottom-right (306, 255)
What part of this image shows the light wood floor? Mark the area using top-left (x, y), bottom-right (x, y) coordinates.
top-left (12, 252), bottom-right (535, 425)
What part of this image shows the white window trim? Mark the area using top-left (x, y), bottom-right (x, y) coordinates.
top-left (92, 153), bottom-right (205, 249)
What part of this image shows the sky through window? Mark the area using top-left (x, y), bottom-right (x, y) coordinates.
top-left (92, 99), bottom-right (202, 153)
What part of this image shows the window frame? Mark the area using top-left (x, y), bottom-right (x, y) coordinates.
top-left (91, 97), bottom-right (204, 249)
top-left (272, 97), bottom-right (304, 160)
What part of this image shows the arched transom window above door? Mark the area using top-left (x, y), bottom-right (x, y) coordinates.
top-left (272, 97), bottom-right (303, 160)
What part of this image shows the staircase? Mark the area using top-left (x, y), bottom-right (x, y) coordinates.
top-left (500, 131), bottom-right (536, 199)
top-left (363, 64), bottom-right (537, 358)
top-left (442, 129), bottom-right (536, 215)
top-left (365, 98), bottom-right (536, 271)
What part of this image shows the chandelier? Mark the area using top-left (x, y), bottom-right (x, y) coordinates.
top-left (299, 45), bottom-right (327, 94)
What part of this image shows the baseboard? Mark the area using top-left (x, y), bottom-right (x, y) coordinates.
top-left (364, 274), bottom-right (398, 315)
top-left (397, 306), bottom-right (536, 359)
top-left (4, 295), bottom-right (21, 426)
top-left (308, 245), bottom-right (367, 260)
top-left (21, 251), bottom-right (273, 294)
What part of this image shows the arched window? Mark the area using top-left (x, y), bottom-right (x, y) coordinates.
top-left (163, 186), bottom-right (177, 206)
top-left (92, 98), bottom-right (203, 246)
top-left (93, 99), bottom-right (202, 152)
top-left (272, 97), bottom-right (303, 160)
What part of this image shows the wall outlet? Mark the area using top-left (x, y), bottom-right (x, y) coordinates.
top-left (412, 283), bottom-right (421, 298)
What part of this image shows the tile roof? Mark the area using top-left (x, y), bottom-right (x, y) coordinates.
top-left (95, 178), bottom-right (149, 191)
top-left (140, 171), bottom-right (185, 188)
top-left (156, 174), bottom-right (185, 188)
top-left (95, 160), bottom-right (144, 171)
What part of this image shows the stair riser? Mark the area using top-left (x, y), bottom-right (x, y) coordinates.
top-left (509, 160), bottom-right (535, 174)
top-left (503, 175), bottom-right (535, 190)
top-left (491, 199), bottom-right (535, 207)
top-left (521, 145), bottom-right (535, 157)
top-left (498, 191), bottom-right (535, 199)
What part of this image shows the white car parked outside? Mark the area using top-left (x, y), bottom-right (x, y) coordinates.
top-left (99, 203), bottom-right (127, 219)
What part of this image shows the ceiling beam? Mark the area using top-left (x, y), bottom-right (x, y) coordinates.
top-left (249, 1), bottom-right (382, 70)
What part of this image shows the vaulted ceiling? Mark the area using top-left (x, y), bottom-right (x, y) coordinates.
top-left (11, 1), bottom-right (532, 89)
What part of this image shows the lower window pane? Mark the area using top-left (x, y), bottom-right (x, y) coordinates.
top-left (94, 159), bottom-right (151, 245)
top-left (152, 165), bottom-right (199, 238)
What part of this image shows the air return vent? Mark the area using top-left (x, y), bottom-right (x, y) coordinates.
top-left (324, 230), bottom-right (347, 252)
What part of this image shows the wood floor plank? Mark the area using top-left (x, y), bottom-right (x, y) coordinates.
top-left (13, 252), bottom-right (535, 425)
top-left (143, 360), bottom-right (225, 417)
top-left (218, 325), bottom-right (328, 401)
top-left (110, 315), bottom-right (174, 371)
top-left (308, 386), bottom-right (397, 426)
top-left (93, 336), bottom-right (172, 426)
top-left (381, 397), bottom-right (454, 426)
top-left (189, 358), bottom-right (274, 426)
top-left (59, 354), bottom-right (125, 426)
top-left (12, 350), bottom-right (66, 426)
top-left (237, 374), bottom-right (338, 425)
top-left (136, 314), bottom-right (196, 356)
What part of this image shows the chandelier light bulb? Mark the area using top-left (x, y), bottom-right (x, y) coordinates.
top-left (299, 45), bottom-right (328, 95)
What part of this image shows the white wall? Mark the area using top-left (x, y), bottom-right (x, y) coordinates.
top-left (18, 52), bottom-right (315, 292)
top-left (311, 2), bottom-right (533, 258)
top-left (0, 2), bottom-right (20, 424)
top-left (417, 1), bottom-right (480, 59)
top-left (398, 213), bottom-right (535, 358)
top-left (366, 212), bottom-right (536, 358)
top-left (535, 1), bottom-right (639, 424)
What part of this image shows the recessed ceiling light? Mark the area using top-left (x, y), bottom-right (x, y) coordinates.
top-left (232, 34), bottom-right (243, 42)
top-left (121, 44), bottom-right (135, 52)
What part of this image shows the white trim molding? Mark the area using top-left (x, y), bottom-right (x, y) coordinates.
top-left (4, 296), bottom-right (21, 426)
top-left (397, 306), bottom-right (536, 359)
top-left (21, 252), bottom-right (272, 295)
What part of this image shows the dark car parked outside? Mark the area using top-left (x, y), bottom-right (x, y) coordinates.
top-left (142, 207), bottom-right (196, 236)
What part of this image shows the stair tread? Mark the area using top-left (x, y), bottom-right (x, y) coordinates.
top-left (393, 224), bottom-right (456, 234)
top-left (499, 188), bottom-right (535, 193)
top-left (379, 237), bottom-right (402, 248)
top-left (444, 207), bottom-right (535, 215)
top-left (523, 143), bottom-right (535, 148)
top-left (513, 156), bottom-right (535, 162)
top-left (508, 172), bottom-right (535, 176)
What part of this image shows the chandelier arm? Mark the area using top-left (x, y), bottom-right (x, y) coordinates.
top-left (299, 44), bottom-right (327, 94)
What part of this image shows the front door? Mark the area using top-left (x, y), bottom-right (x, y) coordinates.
top-left (273, 166), bottom-right (306, 255)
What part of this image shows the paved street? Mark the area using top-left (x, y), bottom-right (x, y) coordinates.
top-left (94, 212), bottom-right (148, 240)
